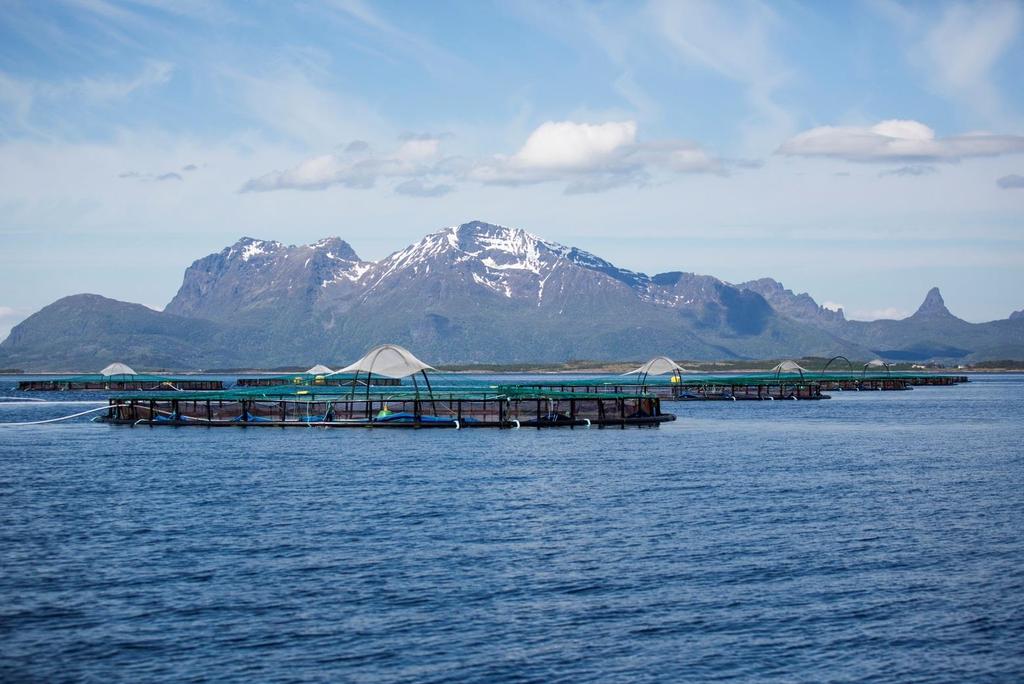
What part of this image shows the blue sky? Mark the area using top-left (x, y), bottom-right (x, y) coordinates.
top-left (1, 0), bottom-right (1023, 339)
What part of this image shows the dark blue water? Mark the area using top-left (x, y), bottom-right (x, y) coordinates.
top-left (1, 376), bottom-right (1022, 682)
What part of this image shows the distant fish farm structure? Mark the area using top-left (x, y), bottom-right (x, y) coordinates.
top-left (17, 363), bottom-right (224, 392)
top-left (99, 346), bottom-right (674, 429)
top-left (500, 357), bottom-right (968, 401)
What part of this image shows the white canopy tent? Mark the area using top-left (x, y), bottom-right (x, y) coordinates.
top-left (330, 344), bottom-right (437, 397)
top-left (623, 356), bottom-right (685, 386)
top-left (770, 360), bottom-right (808, 377)
top-left (305, 364), bottom-right (334, 375)
top-left (331, 344), bottom-right (435, 379)
top-left (100, 362), bottom-right (137, 376)
top-left (623, 356), bottom-right (685, 377)
top-left (863, 358), bottom-right (891, 375)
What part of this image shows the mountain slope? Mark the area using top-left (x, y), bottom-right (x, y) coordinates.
top-left (0, 295), bottom-right (238, 370)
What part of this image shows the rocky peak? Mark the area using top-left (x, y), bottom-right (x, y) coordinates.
top-left (912, 287), bottom-right (953, 318)
top-left (1010, 309), bottom-right (1023, 321)
top-left (737, 277), bottom-right (845, 324)
top-left (226, 237), bottom-right (284, 263)
top-left (308, 237), bottom-right (360, 263)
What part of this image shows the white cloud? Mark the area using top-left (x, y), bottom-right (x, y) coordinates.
top-left (513, 120), bottom-right (637, 169)
top-left (821, 301), bottom-right (844, 312)
top-left (395, 137), bottom-right (441, 162)
top-left (468, 120), bottom-right (723, 191)
top-left (778, 119), bottom-right (1024, 163)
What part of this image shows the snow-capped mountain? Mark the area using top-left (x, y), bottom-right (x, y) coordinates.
top-left (3, 220), bottom-right (1022, 369)
top-left (166, 236), bottom-right (369, 322)
top-left (353, 221), bottom-right (651, 306)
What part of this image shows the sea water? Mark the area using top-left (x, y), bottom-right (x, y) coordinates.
top-left (1, 375), bottom-right (1021, 681)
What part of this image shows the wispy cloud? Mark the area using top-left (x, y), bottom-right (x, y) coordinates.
top-left (394, 179), bottom-right (454, 198)
top-left (240, 134), bottom-right (448, 193)
top-left (0, 60), bottom-right (174, 134)
top-left (649, 0), bottom-right (796, 154)
top-left (120, 166), bottom-right (196, 183)
top-left (879, 165), bottom-right (937, 178)
top-left (871, 0), bottom-right (1023, 127)
top-left (920, 1), bottom-right (1022, 125)
top-left (779, 119), bottom-right (1024, 163)
top-left (225, 65), bottom-right (384, 149)
top-left (997, 174), bottom-right (1024, 190)
top-left (321, 0), bottom-right (465, 78)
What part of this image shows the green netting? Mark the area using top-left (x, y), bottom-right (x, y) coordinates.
top-left (111, 384), bottom-right (656, 402)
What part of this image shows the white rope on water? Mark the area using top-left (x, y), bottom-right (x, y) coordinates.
top-left (0, 404), bottom-right (110, 426)
top-left (0, 396), bottom-right (47, 402)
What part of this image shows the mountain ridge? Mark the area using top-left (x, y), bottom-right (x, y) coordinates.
top-left (2, 221), bottom-right (1022, 370)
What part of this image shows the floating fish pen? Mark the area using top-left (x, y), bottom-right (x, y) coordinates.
top-left (815, 377), bottom-right (911, 391)
top-left (901, 374), bottom-right (969, 386)
top-left (816, 357), bottom-right (968, 388)
top-left (505, 377), bottom-right (830, 401)
top-left (17, 363), bottom-right (223, 392)
top-left (97, 346), bottom-right (674, 429)
top-left (498, 358), bottom-right (826, 401)
top-left (98, 386), bottom-right (674, 429)
top-left (503, 357), bottom-right (969, 401)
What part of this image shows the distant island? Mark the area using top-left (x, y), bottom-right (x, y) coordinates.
top-left (2, 221), bottom-right (1022, 371)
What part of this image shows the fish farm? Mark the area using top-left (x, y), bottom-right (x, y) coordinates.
top-left (9, 347), bottom-right (973, 431)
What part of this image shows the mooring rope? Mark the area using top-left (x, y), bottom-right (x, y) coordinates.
top-left (0, 404), bottom-right (110, 426)
top-left (0, 396), bottom-right (47, 402)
